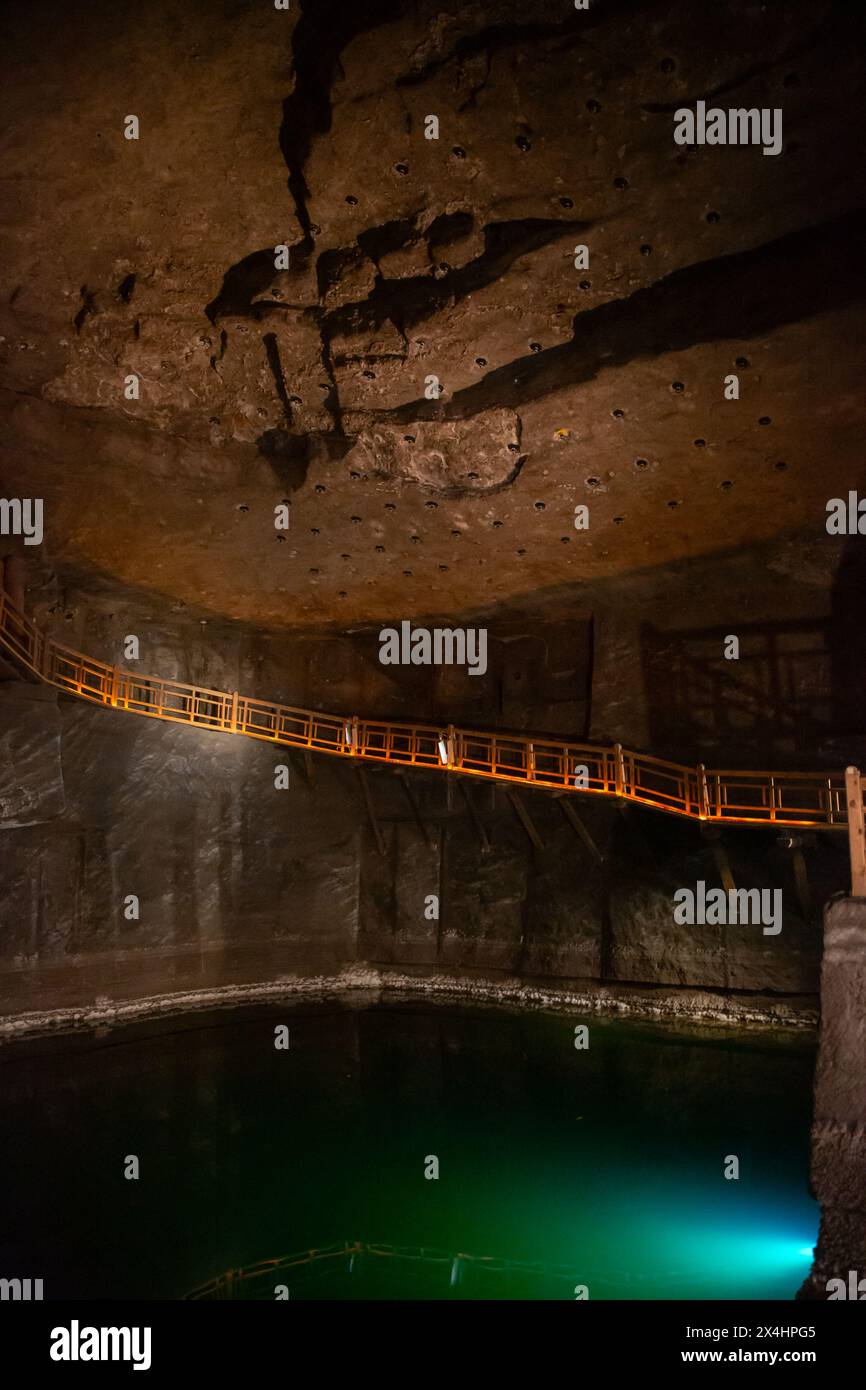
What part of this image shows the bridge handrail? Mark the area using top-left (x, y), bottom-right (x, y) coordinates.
top-left (0, 585), bottom-right (852, 831)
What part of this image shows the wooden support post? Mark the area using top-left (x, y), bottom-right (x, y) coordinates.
top-left (697, 762), bottom-right (709, 819)
top-left (229, 689), bottom-right (239, 732)
top-left (711, 839), bottom-right (736, 895)
top-left (613, 742), bottom-right (624, 797)
top-left (459, 777), bottom-right (491, 854)
top-left (845, 766), bottom-right (866, 897)
top-left (446, 724), bottom-right (456, 768)
top-left (507, 788), bottom-right (544, 852)
top-left (400, 773), bottom-right (433, 849)
top-left (303, 749), bottom-right (317, 789)
top-left (558, 797), bottom-right (603, 863)
top-left (357, 766), bottom-right (386, 857)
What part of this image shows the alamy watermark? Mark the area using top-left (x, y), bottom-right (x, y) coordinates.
top-left (827, 1271), bottom-right (866, 1299)
top-left (826, 492), bottom-right (866, 534)
top-left (50, 1321), bottom-right (152, 1371)
top-left (673, 101), bottom-right (782, 157)
top-left (0, 1275), bottom-right (43, 1300)
top-left (673, 881), bottom-right (782, 935)
top-left (0, 497), bottom-right (42, 545)
top-left (379, 621), bottom-right (488, 676)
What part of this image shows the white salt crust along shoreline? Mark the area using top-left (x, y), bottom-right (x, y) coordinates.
top-left (0, 967), bottom-right (817, 1042)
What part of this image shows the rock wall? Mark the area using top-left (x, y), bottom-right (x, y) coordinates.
top-left (800, 896), bottom-right (866, 1298)
top-left (0, 673), bottom-right (844, 1020)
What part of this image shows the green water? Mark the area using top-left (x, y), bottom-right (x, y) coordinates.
top-left (0, 999), bottom-right (818, 1300)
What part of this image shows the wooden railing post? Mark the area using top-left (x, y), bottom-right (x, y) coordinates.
top-left (446, 724), bottom-right (456, 769)
top-left (229, 690), bottom-right (239, 732)
top-left (697, 763), bottom-right (709, 819)
top-left (845, 766), bottom-right (866, 897)
top-left (613, 742), bottom-right (624, 797)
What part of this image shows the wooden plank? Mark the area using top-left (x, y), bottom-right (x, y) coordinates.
top-left (558, 798), bottom-right (603, 863)
top-left (845, 766), bottom-right (866, 896)
top-left (506, 788), bottom-right (544, 852)
top-left (399, 773), bottom-right (433, 849)
top-left (458, 777), bottom-right (491, 854)
top-left (357, 766), bottom-right (386, 857)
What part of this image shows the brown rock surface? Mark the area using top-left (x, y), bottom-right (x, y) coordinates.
top-left (0, 0), bottom-right (864, 631)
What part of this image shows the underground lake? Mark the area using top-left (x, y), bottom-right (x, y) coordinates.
top-left (0, 999), bottom-right (818, 1301)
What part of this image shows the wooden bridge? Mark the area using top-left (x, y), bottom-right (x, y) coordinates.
top-left (2, 585), bottom-right (864, 882)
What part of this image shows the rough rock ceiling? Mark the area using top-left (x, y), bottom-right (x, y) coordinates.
top-left (1, 0), bottom-right (864, 630)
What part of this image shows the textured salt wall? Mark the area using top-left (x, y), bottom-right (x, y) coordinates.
top-left (0, 673), bottom-right (844, 1021)
top-left (800, 897), bottom-right (866, 1298)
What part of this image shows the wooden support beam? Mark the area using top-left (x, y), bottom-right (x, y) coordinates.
top-left (506, 788), bottom-right (544, 852)
top-left (846, 766), bottom-right (866, 897)
top-left (458, 777), bottom-right (491, 854)
top-left (399, 774), bottom-right (433, 849)
top-left (446, 773), bottom-right (454, 814)
top-left (303, 750), bottom-right (317, 789)
top-left (558, 798), bottom-right (603, 863)
top-left (356, 766), bottom-right (386, 857)
top-left (711, 839), bottom-right (737, 896)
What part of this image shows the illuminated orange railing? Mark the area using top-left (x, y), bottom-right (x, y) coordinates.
top-left (0, 585), bottom-right (852, 831)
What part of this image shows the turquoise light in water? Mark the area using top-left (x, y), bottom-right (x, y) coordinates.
top-left (1, 1004), bottom-right (819, 1300)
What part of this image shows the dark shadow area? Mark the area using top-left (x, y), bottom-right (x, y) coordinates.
top-left (640, 616), bottom-right (835, 765)
top-left (829, 532), bottom-right (866, 739)
top-left (386, 209), bottom-right (866, 424)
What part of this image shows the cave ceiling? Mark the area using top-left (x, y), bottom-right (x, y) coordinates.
top-left (1, 0), bottom-right (864, 630)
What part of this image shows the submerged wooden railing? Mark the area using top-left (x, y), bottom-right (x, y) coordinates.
top-left (0, 585), bottom-right (855, 833)
top-left (186, 1237), bottom-right (740, 1299)
top-left (186, 1239), bottom-right (595, 1300)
